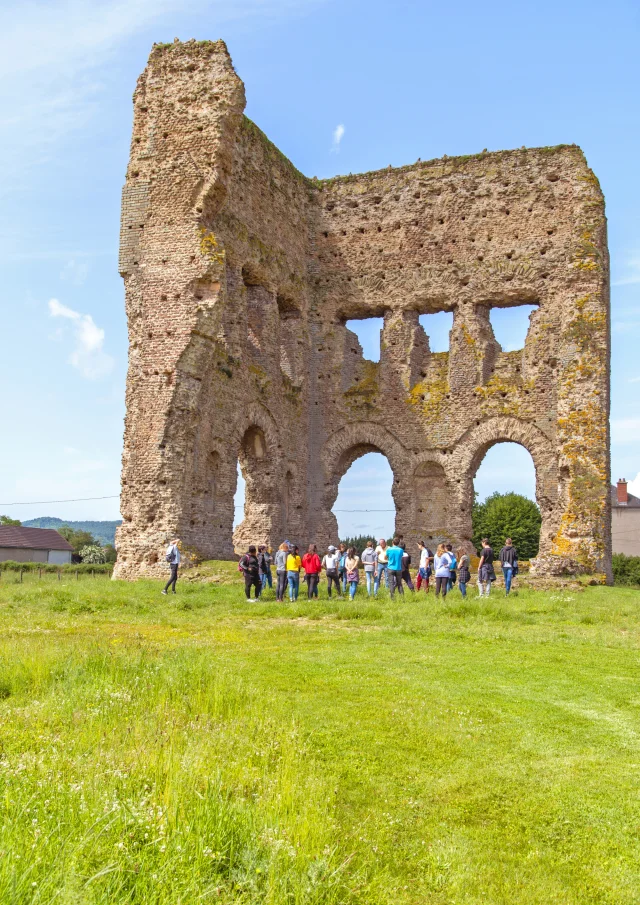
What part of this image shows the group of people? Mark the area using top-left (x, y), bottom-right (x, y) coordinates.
top-left (237, 537), bottom-right (519, 603)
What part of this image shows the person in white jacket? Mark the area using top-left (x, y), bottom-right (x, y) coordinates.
top-left (162, 537), bottom-right (181, 595)
top-left (433, 543), bottom-right (452, 599)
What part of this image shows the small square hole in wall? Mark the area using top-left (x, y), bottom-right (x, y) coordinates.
top-left (345, 317), bottom-right (384, 362)
top-left (419, 311), bottom-right (453, 352)
top-left (490, 304), bottom-right (538, 351)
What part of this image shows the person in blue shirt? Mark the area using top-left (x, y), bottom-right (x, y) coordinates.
top-left (385, 537), bottom-right (405, 599)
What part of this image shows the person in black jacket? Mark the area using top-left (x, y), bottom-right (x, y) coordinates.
top-left (240, 545), bottom-right (261, 602)
top-left (499, 538), bottom-right (518, 595)
top-left (478, 538), bottom-right (496, 597)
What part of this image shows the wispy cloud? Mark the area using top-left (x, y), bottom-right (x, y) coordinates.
top-left (331, 123), bottom-right (345, 153)
top-left (60, 258), bottom-right (90, 285)
top-left (48, 298), bottom-right (114, 379)
top-left (0, 0), bottom-right (325, 186)
top-left (611, 418), bottom-right (640, 445)
top-left (613, 251), bottom-right (640, 286)
top-left (629, 377), bottom-right (640, 384)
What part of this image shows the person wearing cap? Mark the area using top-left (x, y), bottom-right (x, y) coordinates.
top-left (322, 545), bottom-right (342, 598)
top-left (360, 539), bottom-right (377, 596)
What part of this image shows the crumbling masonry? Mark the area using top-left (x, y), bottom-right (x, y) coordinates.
top-left (113, 39), bottom-right (611, 580)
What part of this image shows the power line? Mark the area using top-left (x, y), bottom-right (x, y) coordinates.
top-left (0, 495), bottom-right (120, 506)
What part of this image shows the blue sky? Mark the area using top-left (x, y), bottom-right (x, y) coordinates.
top-left (1, 0), bottom-right (639, 541)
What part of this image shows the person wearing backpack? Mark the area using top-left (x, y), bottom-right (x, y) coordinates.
top-left (239, 545), bottom-right (261, 602)
top-left (446, 543), bottom-right (457, 592)
top-left (259, 545), bottom-right (273, 592)
top-left (161, 537), bottom-right (181, 595)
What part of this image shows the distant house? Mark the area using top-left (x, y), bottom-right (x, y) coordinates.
top-left (611, 480), bottom-right (640, 557)
top-left (0, 526), bottom-right (74, 564)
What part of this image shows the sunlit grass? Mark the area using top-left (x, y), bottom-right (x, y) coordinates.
top-left (0, 567), bottom-right (639, 903)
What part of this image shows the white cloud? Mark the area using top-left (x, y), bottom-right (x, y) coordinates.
top-left (331, 123), bottom-right (345, 153)
top-left (629, 473), bottom-right (640, 497)
top-left (629, 377), bottom-right (640, 384)
top-left (611, 418), bottom-right (640, 445)
top-left (48, 297), bottom-right (114, 379)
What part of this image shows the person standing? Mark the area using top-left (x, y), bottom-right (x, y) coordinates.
top-left (446, 543), bottom-right (457, 592)
top-left (433, 543), bottom-right (452, 599)
top-left (386, 537), bottom-right (405, 599)
top-left (456, 548), bottom-right (471, 598)
top-left (374, 538), bottom-right (389, 596)
top-left (400, 542), bottom-right (414, 591)
top-left (416, 541), bottom-right (432, 593)
top-left (322, 545), bottom-right (342, 598)
top-left (360, 540), bottom-right (377, 596)
top-left (499, 537), bottom-right (518, 595)
top-left (274, 542), bottom-right (288, 602)
top-left (259, 545), bottom-right (273, 593)
top-left (478, 538), bottom-right (496, 597)
top-left (345, 547), bottom-right (361, 600)
top-left (337, 543), bottom-right (348, 595)
top-left (161, 537), bottom-right (181, 595)
top-left (286, 544), bottom-right (302, 602)
top-left (302, 544), bottom-right (322, 599)
top-left (239, 545), bottom-right (261, 602)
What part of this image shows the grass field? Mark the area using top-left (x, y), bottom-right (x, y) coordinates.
top-left (1, 565), bottom-right (639, 904)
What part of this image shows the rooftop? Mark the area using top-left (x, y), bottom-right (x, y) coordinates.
top-left (0, 526), bottom-right (74, 551)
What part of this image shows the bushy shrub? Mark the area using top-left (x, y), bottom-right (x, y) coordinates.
top-left (612, 553), bottom-right (640, 586)
top-left (80, 545), bottom-right (107, 564)
top-left (0, 561), bottom-right (112, 574)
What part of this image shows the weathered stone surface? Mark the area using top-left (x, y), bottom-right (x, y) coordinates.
top-left (113, 39), bottom-right (611, 581)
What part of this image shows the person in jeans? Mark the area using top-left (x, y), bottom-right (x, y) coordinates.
top-left (259, 545), bottom-right (273, 592)
top-left (274, 542), bottom-right (288, 602)
top-left (374, 538), bottom-right (389, 596)
top-left (162, 537), bottom-right (181, 595)
top-left (400, 542), bottom-right (414, 591)
top-left (360, 540), bottom-right (377, 596)
top-left (456, 548), bottom-right (471, 598)
top-left (499, 538), bottom-right (518, 595)
top-left (239, 545), bottom-right (261, 602)
top-left (478, 538), bottom-right (495, 597)
top-left (386, 538), bottom-right (405, 599)
top-left (302, 544), bottom-right (322, 599)
top-left (433, 543), bottom-right (452, 598)
top-left (337, 543), bottom-right (348, 594)
top-left (345, 547), bottom-right (361, 600)
top-left (445, 543), bottom-right (457, 592)
top-left (416, 541), bottom-right (432, 592)
top-left (286, 544), bottom-right (302, 602)
top-left (322, 545), bottom-right (343, 598)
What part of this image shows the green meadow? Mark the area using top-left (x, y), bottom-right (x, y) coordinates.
top-left (1, 565), bottom-right (639, 904)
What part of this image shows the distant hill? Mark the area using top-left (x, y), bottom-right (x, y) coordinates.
top-left (23, 517), bottom-right (122, 546)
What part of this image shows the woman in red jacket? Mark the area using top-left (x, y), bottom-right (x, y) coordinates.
top-left (301, 544), bottom-right (322, 599)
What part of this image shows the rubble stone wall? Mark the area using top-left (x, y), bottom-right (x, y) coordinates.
top-left (114, 39), bottom-right (611, 581)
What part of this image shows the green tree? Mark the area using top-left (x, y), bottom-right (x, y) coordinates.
top-left (57, 526), bottom-right (97, 553)
top-left (472, 491), bottom-right (541, 560)
top-left (0, 515), bottom-right (21, 526)
top-left (102, 544), bottom-right (118, 563)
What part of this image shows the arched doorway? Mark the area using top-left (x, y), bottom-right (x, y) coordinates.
top-left (472, 442), bottom-right (541, 560)
top-left (332, 451), bottom-right (395, 545)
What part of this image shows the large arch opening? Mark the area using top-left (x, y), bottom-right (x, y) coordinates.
top-left (472, 442), bottom-right (541, 560)
top-left (231, 425), bottom-right (279, 552)
top-left (331, 450), bottom-right (396, 546)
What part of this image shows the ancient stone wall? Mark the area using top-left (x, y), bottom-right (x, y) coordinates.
top-left (114, 39), bottom-right (611, 581)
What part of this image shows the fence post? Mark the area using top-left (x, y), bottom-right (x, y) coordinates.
top-left (57, 569), bottom-right (61, 582)
top-left (39, 568), bottom-right (42, 581)
top-left (19, 569), bottom-right (23, 583)
top-left (76, 570), bottom-right (79, 581)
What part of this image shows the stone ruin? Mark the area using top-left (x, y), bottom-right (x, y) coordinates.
top-left (113, 39), bottom-right (612, 581)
